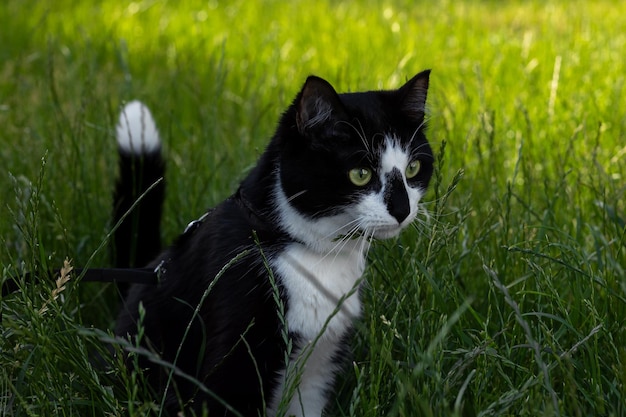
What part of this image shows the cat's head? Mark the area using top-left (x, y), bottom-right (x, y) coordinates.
top-left (274, 70), bottom-right (433, 250)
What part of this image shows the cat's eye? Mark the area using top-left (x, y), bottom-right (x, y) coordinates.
top-left (405, 160), bottom-right (421, 179)
top-left (349, 167), bottom-right (372, 186)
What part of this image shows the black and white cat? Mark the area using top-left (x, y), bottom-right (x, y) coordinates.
top-left (114, 70), bottom-right (434, 416)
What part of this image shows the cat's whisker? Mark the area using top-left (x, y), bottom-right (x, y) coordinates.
top-left (371, 132), bottom-right (387, 158)
top-left (325, 222), bottom-right (363, 257)
top-left (356, 119), bottom-right (373, 156)
top-left (409, 142), bottom-right (433, 160)
top-left (319, 218), bottom-right (362, 242)
top-left (419, 195), bottom-right (459, 207)
top-left (409, 205), bottom-right (450, 239)
top-left (314, 237), bottom-right (353, 268)
top-left (340, 119), bottom-right (371, 155)
top-left (357, 227), bottom-right (374, 260)
top-left (413, 141), bottom-right (431, 151)
top-left (408, 119), bottom-right (428, 145)
top-left (419, 200), bottom-right (463, 221)
top-left (286, 189), bottom-right (308, 203)
top-left (411, 217), bottom-right (427, 228)
top-left (316, 219), bottom-right (371, 268)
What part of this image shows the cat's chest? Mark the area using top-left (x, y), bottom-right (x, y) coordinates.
top-left (271, 242), bottom-right (366, 341)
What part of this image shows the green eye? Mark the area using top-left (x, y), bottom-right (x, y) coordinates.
top-left (405, 160), bottom-right (421, 179)
top-left (349, 167), bottom-right (373, 186)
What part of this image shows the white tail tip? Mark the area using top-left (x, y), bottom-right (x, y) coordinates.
top-left (116, 100), bottom-right (160, 154)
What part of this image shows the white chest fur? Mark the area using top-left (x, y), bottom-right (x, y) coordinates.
top-left (267, 241), bottom-right (366, 416)
top-left (269, 170), bottom-right (374, 415)
top-left (272, 242), bottom-right (365, 340)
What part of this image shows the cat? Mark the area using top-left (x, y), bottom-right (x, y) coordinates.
top-left (113, 69), bottom-right (434, 416)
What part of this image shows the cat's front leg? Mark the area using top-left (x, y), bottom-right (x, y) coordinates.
top-left (270, 336), bottom-right (342, 417)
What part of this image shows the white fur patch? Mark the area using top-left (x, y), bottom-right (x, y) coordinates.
top-left (273, 244), bottom-right (364, 340)
top-left (270, 177), bottom-right (368, 415)
top-left (351, 134), bottom-right (424, 239)
top-left (116, 100), bottom-right (160, 154)
top-left (268, 243), bottom-right (363, 416)
top-left (273, 180), bottom-right (369, 254)
top-left (268, 133), bottom-right (425, 414)
top-left (379, 136), bottom-right (410, 175)
top-left (267, 335), bottom-right (344, 417)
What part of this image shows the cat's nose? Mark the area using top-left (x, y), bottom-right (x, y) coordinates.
top-left (385, 169), bottom-right (410, 224)
top-left (388, 194), bottom-right (410, 223)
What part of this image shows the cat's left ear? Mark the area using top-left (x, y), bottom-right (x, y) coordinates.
top-left (296, 76), bottom-right (348, 137)
top-left (398, 69), bottom-right (431, 122)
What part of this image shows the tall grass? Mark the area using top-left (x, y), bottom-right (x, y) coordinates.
top-left (1, 0), bottom-right (625, 415)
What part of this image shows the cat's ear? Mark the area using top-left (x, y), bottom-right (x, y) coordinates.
top-left (296, 76), bottom-right (348, 136)
top-left (398, 69), bottom-right (430, 122)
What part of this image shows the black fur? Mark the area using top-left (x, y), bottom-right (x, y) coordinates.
top-left (113, 149), bottom-right (165, 269)
top-left (114, 70), bottom-right (433, 415)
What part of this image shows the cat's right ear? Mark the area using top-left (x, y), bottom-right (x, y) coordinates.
top-left (398, 69), bottom-right (431, 123)
top-left (296, 76), bottom-right (347, 137)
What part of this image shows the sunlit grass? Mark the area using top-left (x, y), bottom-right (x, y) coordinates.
top-left (1, 0), bottom-right (625, 415)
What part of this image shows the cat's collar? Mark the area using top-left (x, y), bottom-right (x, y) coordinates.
top-left (179, 188), bottom-right (283, 240)
top-left (234, 187), bottom-right (278, 235)
top-left (235, 187), bottom-right (306, 246)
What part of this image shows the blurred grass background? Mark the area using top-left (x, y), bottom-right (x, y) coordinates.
top-left (1, 0), bottom-right (625, 415)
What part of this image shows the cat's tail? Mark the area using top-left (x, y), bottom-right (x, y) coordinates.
top-left (113, 101), bottom-right (165, 271)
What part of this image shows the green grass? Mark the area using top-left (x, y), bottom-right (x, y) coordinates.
top-left (1, 0), bottom-right (625, 415)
